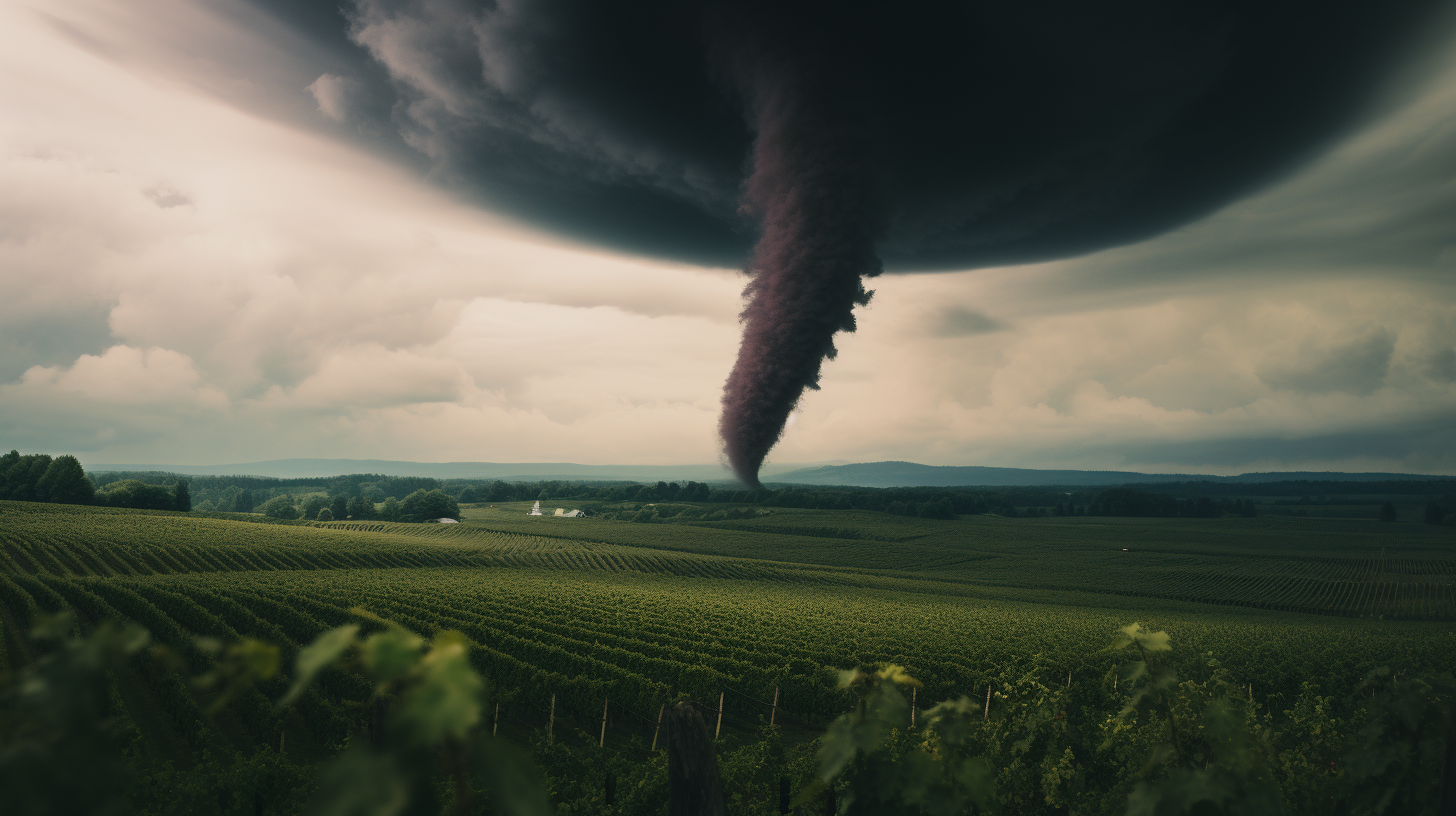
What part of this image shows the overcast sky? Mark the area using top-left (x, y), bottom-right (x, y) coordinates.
top-left (3, 0), bottom-right (1455, 475)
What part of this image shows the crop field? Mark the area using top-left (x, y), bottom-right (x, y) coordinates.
top-left (2, 497), bottom-right (1453, 761)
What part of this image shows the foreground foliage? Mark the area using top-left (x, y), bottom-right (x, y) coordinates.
top-left (3, 611), bottom-right (1452, 816)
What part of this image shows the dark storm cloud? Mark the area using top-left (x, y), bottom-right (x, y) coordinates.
top-left (249, 0), bottom-right (1447, 269)
top-left (1258, 332), bottom-right (1397, 396)
top-left (244, 0), bottom-right (1447, 483)
top-left (1108, 414), bottom-right (1456, 473)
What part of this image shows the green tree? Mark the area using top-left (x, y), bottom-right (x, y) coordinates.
top-left (35, 455), bottom-right (95, 506)
top-left (347, 495), bottom-right (375, 520)
top-left (399, 489), bottom-right (460, 522)
top-left (484, 481), bottom-right (514, 502)
top-left (300, 494), bottom-right (329, 520)
top-left (380, 497), bottom-right (402, 522)
top-left (233, 489), bottom-right (255, 513)
top-left (3, 454), bottom-right (52, 501)
top-left (330, 495), bottom-right (349, 521)
top-left (258, 495), bottom-right (299, 520)
top-left (174, 480), bottom-right (192, 512)
top-left (316, 507), bottom-right (333, 522)
top-left (98, 480), bottom-right (175, 510)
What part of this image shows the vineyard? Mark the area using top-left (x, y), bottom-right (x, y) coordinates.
top-left (1, 498), bottom-right (1454, 813)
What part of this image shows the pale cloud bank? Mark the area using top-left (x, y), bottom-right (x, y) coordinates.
top-left (0, 1), bottom-right (1453, 474)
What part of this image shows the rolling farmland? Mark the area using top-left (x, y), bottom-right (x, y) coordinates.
top-left (2, 498), bottom-right (1453, 813)
top-left (3, 501), bottom-right (1453, 727)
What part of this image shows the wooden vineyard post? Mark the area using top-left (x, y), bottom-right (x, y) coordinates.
top-left (984, 684), bottom-right (991, 721)
top-left (652, 703), bottom-right (665, 751)
top-left (910, 686), bottom-right (917, 728)
top-left (1067, 669), bottom-right (1071, 687)
top-left (715, 692), bottom-right (724, 740)
top-left (600, 696), bottom-right (610, 748)
top-left (493, 701), bottom-right (500, 736)
top-left (770, 686), bottom-right (779, 726)
top-left (548, 693), bottom-right (556, 745)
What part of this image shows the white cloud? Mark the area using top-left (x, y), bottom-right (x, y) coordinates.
top-left (307, 73), bottom-right (351, 122)
top-left (13, 345), bottom-right (226, 409)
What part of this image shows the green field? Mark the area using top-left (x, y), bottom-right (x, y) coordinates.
top-left (1, 498), bottom-right (1453, 813)
top-left (3, 500), bottom-right (1453, 719)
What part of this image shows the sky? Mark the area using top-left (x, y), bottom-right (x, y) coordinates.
top-left (2, 0), bottom-right (1455, 476)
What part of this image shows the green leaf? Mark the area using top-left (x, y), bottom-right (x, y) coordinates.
top-left (283, 624), bottom-right (360, 706)
top-left (361, 629), bottom-right (424, 690)
top-left (876, 664), bottom-right (920, 687)
top-left (469, 736), bottom-right (553, 816)
top-left (308, 745), bottom-right (409, 816)
top-left (789, 777), bottom-right (828, 809)
top-left (396, 636), bottom-right (483, 744)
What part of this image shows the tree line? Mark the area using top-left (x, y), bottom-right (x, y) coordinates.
top-left (9, 449), bottom-right (1450, 523)
top-left (1, 451), bottom-right (190, 511)
top-left (252, 488), bottom-right (460, 523)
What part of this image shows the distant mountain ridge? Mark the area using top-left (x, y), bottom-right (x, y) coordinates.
top-left (84, 457), bottom-right (1450, 487)
top-left (84, 458), bottom-right (811, 483)
top-left (769, 461), bottom-right (1451, 488)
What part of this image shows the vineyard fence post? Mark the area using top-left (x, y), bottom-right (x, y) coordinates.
top-left (770, 686), bottom-right (779, 726)
top-left (652, 702), bottom-right (665, 751)
top-left (910, 686), bottom-right (917, 728)
top-left (493, 701), bottom-right (500, 736)
top-left (983, 684), bottom-right (991, 721)
top-left (549, 693), bottom-right (556, 745)
top-left (600, 696), bottom-right (609, 748)
top-left (715, 691), bottom-right (724, 740)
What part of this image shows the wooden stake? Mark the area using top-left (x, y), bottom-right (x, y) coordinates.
top-left (770, 686), bottom-right (779, 726)
top-left (715, 692), bottom-right (724, 740)
top-left (910, 687), bottom-right (917, 728)
top-left (599, 696), bottom-right (610, 748)
top-left (548, 693), bottom-right (556, 745)
top-left (1067, 669), bottom-right (1071, 687)
top-left (983, 684), bottom-right (991, 721)
top-left (651, 702), bottom-right (665, 751)
top-left (493, 701), bottom-right (500, 736)
top-left (279, 731), bottom-right (285, 753)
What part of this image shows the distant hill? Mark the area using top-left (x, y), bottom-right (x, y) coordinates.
top-left (85, 458), bottom-right (815, 483)
top-left (85, 457), bottom-right (1449, 487)
top-left (769, 461), bottom-right (1450, 488)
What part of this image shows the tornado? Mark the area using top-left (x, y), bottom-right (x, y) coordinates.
top-left (719, 50), bottom-right (884, 486)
